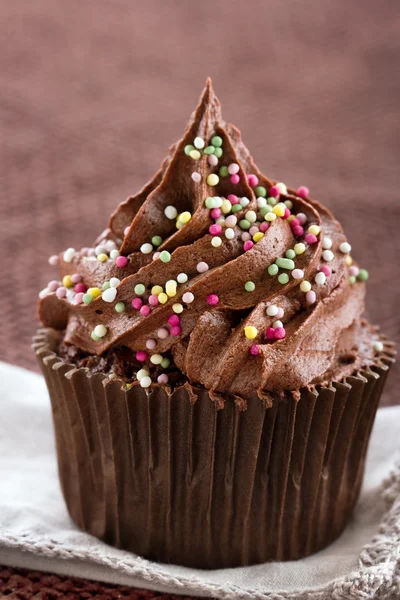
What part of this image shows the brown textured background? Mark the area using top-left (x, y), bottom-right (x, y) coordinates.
top-left (0, 0), bottom-right (399, 596)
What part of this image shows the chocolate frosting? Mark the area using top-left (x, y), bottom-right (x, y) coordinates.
top-left (38, 79), bottom-right (373, 398)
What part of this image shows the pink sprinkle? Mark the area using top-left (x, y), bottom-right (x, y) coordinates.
top-left (319, 265), bottom-right (332, 277)
top-left (124, 226), bottom-right (130, 236)
top-left (47, 280), bottom-right (59, 292)
top-left (247, 174), bottom-right (259, 187)
top-left (210, 208), bottom-right (221, 219)
top-left (146, 339), bottom-right (156, 350)
top-left (74, 292), bottom-right (84, 304)
top-left (48, 255), bottom-right (59, 266)
top-left (228, 163), bottom-right (239, 175)
top-left (230, 174), bottom-right (240, 184)
top-left (269, 185), bottom-right (280, 198)
top-left (227, 194), bottom-right (239, 204)
top-left (71, 273), bottom-right (82, 283)
top-left (290, 218), bottom-right (300, 228)
top-left (274, 327), bottom-right (286, 340)
top-left (296, 213), bottom-right (307, 225)
top-left (197, 262), bottom-right (209, 273)
top-left (305, 233), bottom-right (318, 245)
top-left (306, 290), bottom-right (316, 304)
top-left (80, 247), bottom-right (89, 257)
top-left (56, 287), bottom-right (67, 298)
top-left (297, 186), bottom-right (309, 198)
top-left (191, 172), bottom-right (201, 183)
top-left (259, 222), bottom-right (269, 233)
top-left (132, 297), bottom-right (143, 310)
top-left (153, 252), bottom-right (161, 261)
top-left (292, 225), bottom-right (305, 237)
top-left (349, 266), bottom-right (360, 277)
top-left (241, 232), bottom-right (251, 241)
top-left (140, 305), bottom-right (151, 317)
top-left (170, 325), bottom-right (181, 337)
top-left (292, 269), bottom-right (304, 280)
top-left (209, 224), bottom-right (222, 236)
top-left (266, 327), bottom-right (276, 340)
top-left (136, 351), bottom-right (148, 362)
top-left (116, 256), bottom-right (128, 268)
top-left (208, 155), bottom-right (218, 166)
top-left (148, 294), bottom-right (159, 306)
top-left (74, 283), bottom-right (87, 293)
top-left (157, 327), bottom-right (169, 339)
top-left (243, 240), bottom-right (254, 251)
top-left (249, 225), bottom-right (259, 236)
top-left (87, 248), bottom-right (96, 257)
top-left (207, 294), bottom-right (219, 306)
top-left (168, 314), bottom-right (180, 326)
top-left (283, 208), bottom-right (291, 219)
top-left (157, 374), bottom-right (169, 384)
top-left (276, 307), bottom-right (285, 319)
top-left (249, 344), bottom-right (260, 355)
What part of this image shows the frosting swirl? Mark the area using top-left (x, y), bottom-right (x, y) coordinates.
top-left (39, 79), bottom-right (372, 398)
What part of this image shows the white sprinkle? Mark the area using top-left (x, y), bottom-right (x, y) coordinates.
top-left (137, 369), bottom-right (149, 381)
top-left (105, 240), bottom-right (116, 252)
top-left (95, 245), bottom-right (107, 256)
top-left (315, 272), bottom-right (326, 285)
top-left (240, 197), bottom-right (250, 207)
top-left (225, 215), bottom-right (237, 228)
top-left (213, 197), bottom-right (223, 208)
top-left (322, 237), bottom-right (333, 249)
top-left (273, 320), bottom-right (283, 329)
top-left (140, 376), bottom-right (152, 388)
top-left (164, 205), bottom-right (178, 220)
top-left (150, 354), bottom-right (163, 365)
top-left (373, 341), bottom-right (384, 352)
top-left (124, 226), bottom-right (130, 236)
top-left (191, 172), bottom-right (201, 183)
top-left (228, 163), bottom-right (239, 175)
top-left (94, 324), bottom-right (107, 338)
top-left (194, 137), bottom-right (204, 149)
top-left (66, 289), bottom-right (76, 300)
top-left (208, 154), bottom-right (218, 166)
top-left (110, 277), bottom-right (120, 288)
top-left (157, 327), bottom-right (169, 339)
top-left (182, 292), bottom-right (194, 304)
top-left (39, 287), bottom-right (50, 299)
top-left (276, 307), bottom-right (285, 319)
top-left (225, 228), bottom-right (235, 240)
top-left (110, 249), bottom-right (120, 259)
top-left (177, 273), bottom-right (188, 284)
top-left (276, 182), bottom-right (287, 195)
top-left (322, 250), bottom-right (334, 262)
top-left (257, 197), bottom-right (267, 208)
top-left (340, 242), bottom-right (351, 254)
top-left (63, 248), bottom-right (76, 263)
top-left (48, 255), bottom-right (59, 266)
top-left (292, 268), bottom-right (304, 280)
top-left (102, 287), bottom-right (117, 303)
top-left (197, 262), bottom-right (209, 273)
top-left (211, 236), bottom-right (222, 247)
top-left (146, 339), bottom-right (156, 350)
top-left (266, 305), bottom-right (279, 316)
top-left (140, 243), bottom-right (153, 254)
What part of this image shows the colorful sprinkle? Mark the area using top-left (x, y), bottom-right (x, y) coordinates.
top-left (197, 261), bottom-right (209, 273)
top-left (115, 302), bottom-right (125, 313)
top-left (292, 269), bottom-right (304, 280)
top-left (207, 174), bottom-right (219, 186)
top-left (189, 150), bottom-right (201, 160)
top-left (245, 281), bottom-right (255, 292)
top-left (49, 255), bottom-right (59, 266)
top-left (208, 154), bottom-right (218, 166)
top-left (172, 303), bottom-right (183, 314)
top-left (136, 351), bottom-right (148, 362)
top-left (132, 297), bottom-right (143, 310)
top-left (247, 174), bottom-right (259, 187)
top-left (266, 327), bottom-right (276, 340)
top-left (165, 280), bottom-right (177, 297)
top-left (300, 280), bottom-right (311, 292)
top-left (357, 269), bottom-right (369, 281)
top-left (207, 294), bottom-right (219, 306)
top-left (97, 253), bottom-right (108, 262)
top-left (306, 290), bottom-right (316, 304)
top-left (146, 339), bottom-right (156, 350)
top-left (373, 341), bottom-right (384, 352)
top-left (228, 163), bottom-right (239, 175)
top-left (158, 292), bottom-right (168, 304)
top-left (322, 237), bottom-right (332, 250)
top-left (157, 374), bottom-right (169, 384)
top-left (266, 305), bottom-right (279, 316)
top-left (305, 233), bottom-right (318, 245)
top-left (116, 256), bottom-right (128, 268)
top-left (140, 376), bottom-right (152, 388)
top-left (243, 240), bottom-right (254, 251)
top-left (82, 292), bottom-right (93, 304)
top-left (244, 326), bottom-right (258, 340)
top-left (276, 257), bottom-right (295, 270)
top-left (102, 287), bottom-right (117, 303)
top-left (62, 275), bottom-right (73, 288)
top-left (140, 305), bottom-right (151, 317)
top-left (194, 137), bottom-right (204, 149)
top-left (134, 283), bottom-right (146, 295)
top-left (274, 327), bottom-right (286, 340)
top-left (268, 264), bottom-right (279, 276)
top-left (315, 272), bottom-right (326, 285)
top-left (170, 325), bottom-right (181, 337)
top-left (164, 205), bottom-right (178, 220)
top-left (249, 344), bottom-right (260, 355)
top-left (182, 292), bottom-right (194, 303)
top-left (230, 174), bottom-right (240, 184)
top-left (322, 250), bottom-right (334, 262)
top-left (285, 249), bottom-right (296, 259)
top-left (94, 324), bottom-right (107, 338)
top-left (297, 186), bottom-right (309, 198)
top-left (225, 228), bottom-right (235, 240)
top-left (340, 242), bottom-right (351, 254)
top-left (211, 236), bottom-right (222, 247)
top-left (63, 248), bottom-right (76, 263)
top-left (160, 251), bottom-right (171, 263)
top-left (177, 273), bottom-right (188, 283)
top-left (140, 243), bottom-right (153, 254)
top-left (278, 273), bottom-right (289, 284)
top-left (319, 265), bottom-right (332, 277)
top-left (308, 225), bottom-right (321, 236)
top-left (168, 314), bottom-right (180, 326)
top-left (211, 136), bottom-right (223, 147)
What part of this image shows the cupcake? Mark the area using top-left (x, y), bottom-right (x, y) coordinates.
top-left (34, 79), bottom-right (395, 569)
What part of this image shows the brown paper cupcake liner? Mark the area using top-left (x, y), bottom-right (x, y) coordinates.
top-left (33, 328), bottom-right (395, 569)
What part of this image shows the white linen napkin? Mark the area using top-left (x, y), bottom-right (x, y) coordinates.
top-left (0, 360), bottom-right (399, 599)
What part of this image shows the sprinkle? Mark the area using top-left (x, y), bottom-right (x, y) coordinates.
top-left (194, 137), bottom-right (204, 149)
top-left (148, 295), bottom-right (159, 306)
top-left (340, 242), bottom-right (351, 254)
top-left (74, 292), bottom-right (84, 304)
top-left (228, 163), bottom-right (239, 175)
top-left (245, 210), bottom-right (257, 223)
top-left (204, 146), bottom-right (215, 155)
top-left (292, 269), bottom-right (304, 280)
top-left (276, 182), bottom-right (288, 195)
top-left (253, 232), bottom-right (264, 243)
top-left (211, 136), bottom-right (223, 147)
top-left (373, 341), bottom-right (384, 352)
top-left (91, 332), bottom-right (100, 341)
top-left (297, 186), bottom-right (309, 198)
top-left (94, 324), bottom-right (107, 338)
top-left (49, 255), bottom-right (59, 266)
top-left (305, 233), bottom-right (318, 245)
top-left (266, 327), bottom-right (276, 340)
top-left (140, 243), bottom-right (153, 254)
top-left (116, 256), bottom-right (128, 268)
top-left (160, 251), bottom-right (171, 263)
top-left (102, 287), bottom-right (117, 302)
top-left (349, 266), bottom-right (360, 277)
top-left (278, 273), bottom-right (289, 284)
top-left (178, 211), bottom-right (192, 224)
top-left (276, 307), bottom-right (285, 319)
top-left (168, 314), bottom-right (180, 326)
top-left (62, 275), bottom-right (73, 288)
top-left (322, 250), bottom-right (334, 262)
top-left (189, 150), bottom-right (201, 160)
top-left (161, 357), bottom-right (170, 369)
top-left (63, 248), bottom-right (76, 263)
top-left (151, 285), bottom-right (163, 296)
top-left (82, 293), bottom-right (93, 304)
top-left (306, 290), bottom-right (316, 304)
top-left (184, 145), bottom-right (195, 155)
top-left (182, 292), bottom-right (194, 304)
top-left (308, 225), bottom-right (321, 236)
top-left (209, 224), bottom-right (222, 236)
top-left (292, 225), bottom-right (305, 237)
top-left (115, 302), bottom-right (125, 313)
top-left (273, 320), bottom-right (283, 329)
top-left (227, 194), bottom-right (239, 204)
top-left (322, 237), bottom-right (332, 250)
top-left (71, 273), bottom-right (82, 284)
top-left (149, 353), bottom-right (163, 366)
top-left (266, 305), bottom-right (279, 316)
top-left (241, 232), bottom-right (251, 241)
top-left (164, 205), bottom-right (178, 220)
top-left (177, 273), bottom-right (188, 284)
top-left (349, 275), bottom-right (356, 285)
top-left (239, 219), bottom-right (250, 230)
top-left (285, 200), bottom-right (293, 210)
top-left (172, 303), bottom-right (184, 314)
top-left (245, 281), bottom-right (255, 292)
top-left (137, 368), bottom-right (149, 380)
top-left (257, 197), bottom-right (267, 208)
top-left (259, 222), bottom-right (269, 233)
top-left (296, 213), bottom-right (307, 225)
top-left (132, 297), bottom-right (143, 310)
top-left (285, 249), bottom-right (296, 259)
top-left (231, 205), bottom-right (242, 214)
top-left (210, 208), bottom-right (221, 220)
top-left (211, 237), bottom-right (222, 247)
top-left (47, 280), bottom-right (59, 292)
top-left (136, 351), bottom-right (148, 362)
top-left (345, 256), bottom-right (353, 266)
top-left (165, 280), bottom-right (177, 297)
top-left (269, 185), bottom-right (280, 198)
top-left (249, 345), bottom-right (260, 355)
top-left (221, 199), bottom-right (232, 214)
top-left (170, 325), bottom-right (182, 336)
top-left (110, 278), bottom-right (120, 288)
top-left (207, 174), bottom-right (219, 186)
top-left (146, 339), bottom-right (156, 350)
top-left (140, 305), bottom-right (151, 316)
top-left (102, 281), bottom-right (111, 290)
top-left (39, 288), bottom-right (50, 299)
top-left (267, 196), bottom-right (277, 206)
top-left (157, 374), bottom-right (169, 384)
top-left (208, 154), bottom-right (218, 166)
top-left (158, 292), bottom-right (168, 304)
top-left (88, 287), bottom-right (101, 298)
top-left (273, 203), bottom-right (286, 217)
top-left (255, 185), bottom-right (267, 198)
top-left (319, 265), bottom-right (332, 277)
top-left (97, 253), bottom-right (108, 262)
top-left (207, 294), bottom-right (219, 306)
top-left (140, 376), bottom-right (152, 388)
top-left (276, 257), bottom-right (295, 270)
top-left (110, 249), bottom-right (120, 259)
top-left (265, 212), bottom-right (277, 222)
top-left (197, 261), bottom-right (209, 273)
top-left (230, 174), bottom-right (240, 184)
top-left (244, 240), bottom-right (254, 251)
top-left (134, 283), bottom-right (146, 295)
top-left (244, 326), bottom-right (258, 339)
top-left (274, 327), bottom-right (286, 340)
top-left (225, 228), bottom-right (235, 240)
top-left (357, 269), bottom-right (369, 281)
top-left (268, 264), bottom-right (279, 276)
top-left (205, 197), bottom-right (217, 209)
top-left (150, 236), bottom-right (162, 248)
top-left (315, 272), bottom-right (326, 285)
top-left (247, 174), bottom-right (259, 187)
top-left (300, 281), bottom-right (311, 292)
top-left (214, 147), bottom-right (223, 159)
top-left (95, 245), bottom-right (107, 256)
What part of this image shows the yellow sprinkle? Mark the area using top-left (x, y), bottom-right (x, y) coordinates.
top-left (97, 253), bottom-right (108, 262)
top-left (178, 211), bottom-right (192, 224)
top-left (221, 199), bottom-right (232, 214)
top-left (158, 293), bottom-right (168, 304)
top-left (150, 354), bottom-right (163, 365)
top-left (308, 225), bottom-right (321, 236)
top-left (189, 150), bottom-right (201, 160)
top-left (272, 203), bottom-right (286, 217)
top-left (300, 281), bottom-right (311, 292)
top-left (253, 232), bottom-right (264, 243)
top-left (151, 285), bottom-right (163, 296)
top-left (244, 326), bottom-right (258, 340)
top-left (172, 303), bottom-right (184, 314)
top-left (345, 255), bottom-right (353, 266)
top-left (294, 243), bottom-right (306, 255)
top-left (207, 174), bottom-right (219, 186)
top-left (265, 212), bottom-right (277, 222)
top-left (88, 287), bottom-right (101, 298)
top-left (165, 280), bottom-right (177, 297)
top-left (62, 275), bottom-right (73, 288)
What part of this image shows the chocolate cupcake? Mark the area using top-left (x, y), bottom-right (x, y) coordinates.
top-left (35, 79), bottom-right (395, 569)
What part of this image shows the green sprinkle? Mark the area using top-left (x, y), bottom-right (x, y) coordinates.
top-left (115, 302), bottom-right (126, 313)
top-left (91, 331), bottom-right (101, 341)
top-left (278, 273), bottom-right (290, 284)
top-left (102, 281), bottom-right (110, 290)
top-left (239, 219), bottom-right (250, 230)
top-left (83, 293), bottom-right (93, 305)
top-left (245, 281), bottom-right (256, 292)
top-left (255, 186), bottom-right (267, 198)
top-left (349, 275), bottom-right (356, 285)
top-left (160, 251), bottom-right (171, 263)
top-left (219, 166), bottom-right (229, 177)
top-left (259, 206), bottom-right (272, 217)
top-left (268, 264), bottom-right (279, 276)
top-left (211, 135), bottom-right (223, 147)
top-left (231, 204), bottom-right (242, 213)
top-left (184, 144), bottom-right (195, 156)
top-left (276, 257), bottom-right (295, 270)
top-left (205, 197), bottom-right (216, 209)
top-left (357, 269), bottom-right (369, 281)
top-left (204, 145), bottom-right (215, 155)
top-left (151, 235), bottom-right (162, 247)
top-left (214, 147), bottom-right (223, 158)
top-left (267, 197), bottom-right (277, 206)
top-left (285, 249), bottom-right (296, 259)
top-left (134, 283), bottom-right (146, 295)
top-left (161, 357), bottom-right (170, 369)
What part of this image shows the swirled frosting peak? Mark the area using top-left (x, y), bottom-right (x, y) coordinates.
top-left (39, 78), bottom-right (375, 398)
